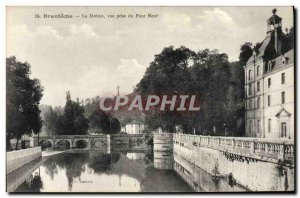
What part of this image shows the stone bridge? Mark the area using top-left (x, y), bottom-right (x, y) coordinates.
top-left (32, 135), bottom-right (109, 150)
top-left (32, 134), bottom-right (147, 150)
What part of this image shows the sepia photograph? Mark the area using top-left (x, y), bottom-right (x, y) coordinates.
top-left (5, 6), bottom-right (295, 193)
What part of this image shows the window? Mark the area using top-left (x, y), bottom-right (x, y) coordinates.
top-left (268, 95), bottom-right (271, 106)
top-left (268, 119), bottom-right (272, 133)
top-left (257, 66), bottom-right (260, 76)
top-left (281, 122), bottom-right (287, 138)
top-left (268, 61), bottom-right (272, 71)
top-left (281, 92), bottom-right (285, 104)
top-left (282, 57), bottom-right (288, 65)
top-left (257, 81), bottom-right (260, 92)
top-left (249, 99), bottom-right (252, 109)
top-left (257, 120), bottom-right (261, 133)
top-left (249, 120), bottom-right (252, 134)
top-left (248, 69), bottom-right (251, 80)
top-left (268, 78), bottom-right (271, 88)
top-left (281, 73), bottom-right (285, 84)
top-left (249, 84), bottom-right (252, 95)
top-left (257, 97), bottom-right (260, 108)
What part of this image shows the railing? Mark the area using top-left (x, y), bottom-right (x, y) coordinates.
top-left (36, 134), bottom-right (108, 140)
top-left (173, 134), bottom-right (294, 159)
top-left (36, 134), bottom-right (144, 140)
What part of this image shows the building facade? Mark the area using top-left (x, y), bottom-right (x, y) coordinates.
top-left (121, 121), bottom-right (145, 134)
top-left (244, 9), bottom-right (294, 139)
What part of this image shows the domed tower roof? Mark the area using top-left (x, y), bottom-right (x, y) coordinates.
top-left (267, 9), bottom-right (282, 26)
top-left (246, 8), bottom-right (284, 66)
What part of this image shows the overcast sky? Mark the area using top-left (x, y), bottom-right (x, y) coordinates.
top-left (6, 6), bottom-right (294, 106)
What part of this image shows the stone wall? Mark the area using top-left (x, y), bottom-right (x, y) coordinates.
top-left (173, 134), bottom-right (294, 191)
top-left (6, 147), bottom-right (42, 174)
top-left (110, 134), bottom-right (146, 151)
top-left (153, 133), bottom-right (294, 192)
top-left (7, 157), bottom-right (42, 192)
top-left (153, 133), bottom-right (173, 170)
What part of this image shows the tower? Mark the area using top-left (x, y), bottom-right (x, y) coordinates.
top-left (117, 85), bottom-right (120, 96)
top-left (267, 8), bottom-right (283, 55)
top-left (244, 8), bottom-right (294, 139)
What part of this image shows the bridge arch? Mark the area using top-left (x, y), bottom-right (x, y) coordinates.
top-left (40, 140), bottom-right (53, 150)
top-left (55, 139), bottom-right (71, 150)
top-left (74, 139), bottom-right (89, 149)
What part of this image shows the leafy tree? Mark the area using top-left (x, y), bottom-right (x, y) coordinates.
top-left (44, 106), bottom-right (60, 135)
top-left (110, 117), bottom-right (121, 134)
top-left (226, 61), bottom-right (245, 136)
top-left (239, 42), bottom-right (253, 65)
top-left (136, 46), bottom-right (195, 132)
top-left (61, 92), bottom-right (88, 135)
top-left (6, 57), bottom-right (43, 151)
top-left (83, 96), bottom-right (101, 118)
top-left (89, 110), bottom-right (110, 134)
top-left (89, 109), bottom-right (121, 134)
top-left (282, 26), bottom-right (294, 53)
top-left (190, 49), bottom-right (231, 135)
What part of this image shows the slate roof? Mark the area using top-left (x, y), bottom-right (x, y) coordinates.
top-left (264, 49), bottom-right (294, 75)
top-left (246, 36), bottom-right (272, 65)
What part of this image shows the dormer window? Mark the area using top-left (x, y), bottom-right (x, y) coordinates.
top-left (268, 61), bottom-right (273, 71)
top-left (282, 57), bottom-right (285, 65)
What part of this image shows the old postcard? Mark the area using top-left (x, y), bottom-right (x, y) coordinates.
top-left (6, 6), bottom-right (295, 193)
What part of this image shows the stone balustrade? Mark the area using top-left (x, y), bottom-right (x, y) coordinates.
top-left (174, 133), bottom-right (294, 161)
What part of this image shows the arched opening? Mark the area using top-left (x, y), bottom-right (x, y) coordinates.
top-left (75, 140), bottom-right (88, 149)
top-left (56, 140), bottom-right (71, 150)
top-left (40, 140), bottom-right (52, 151)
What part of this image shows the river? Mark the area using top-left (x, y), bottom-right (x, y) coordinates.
top-left (10, 150), bottom-right (247, 192)
top-left (12, 151), bottom-right (193, 192)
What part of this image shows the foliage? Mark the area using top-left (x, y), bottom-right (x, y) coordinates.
top-left (238, 42), bottom-right (253, 65)
top-left (6, 56), bottom-right (43, 150)
top-left (62, 92), bottom-right (89, 135)
top-left (136, 46), bottom-right (195, 132)
top-left (88, 109), bottom-right (121, 134)
top-left (43, 92), bottom-right (89, 135)
top-left (135, 45), bottom-right (248, 136)
top-left (43, 106), bottom-right (63, 135)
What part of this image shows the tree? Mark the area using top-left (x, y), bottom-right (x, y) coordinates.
top-left (190, 49), bottom-right (231, 135)
top-left (89, 110), bottom-right (110, 134)
top-left (6, 57), bottom-right (43, 151)
top-left (89, 109), bottom-right (121, 134)
top-left (110, 117), bottom-right (121, 134)
top-left (61, 92), bottom-right (89, 135)
top-left (239, 42), bottom-right (253, 66)
top-left (136, 46), bottom-right (195, 132)
top-left (226, 61), bottom-right (245, 136)
top-left (44, 106), bottom-right (58, 135)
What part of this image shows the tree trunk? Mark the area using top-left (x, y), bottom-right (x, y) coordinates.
top-left (6, 136), bottom-right (12, 151)
top-left (15, 138), bottom-right (19, 150)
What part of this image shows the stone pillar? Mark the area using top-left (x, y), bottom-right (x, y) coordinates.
top-left (153, 133), bottom-right (174, 170)
top-left (107, 135), bottom-right (111, 154)
top-left (30, 136), bottom-right (39, 147)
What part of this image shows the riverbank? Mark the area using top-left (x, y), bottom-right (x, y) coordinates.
top-left (42, 150), bottom-right (64, 157)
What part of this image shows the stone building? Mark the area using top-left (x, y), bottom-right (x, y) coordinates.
top-left (121, 121), bottom-right (145, 134)
top-left (244, 9), bottom-right (294, 139)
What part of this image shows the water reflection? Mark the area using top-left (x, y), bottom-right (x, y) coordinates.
top-left (14, 151), bottom-right (192, 192)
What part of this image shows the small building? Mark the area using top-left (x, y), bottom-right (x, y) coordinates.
top-left (122, 121), bottom-right (145, 134)
top-left (244, 9), bottom-right (294, 139)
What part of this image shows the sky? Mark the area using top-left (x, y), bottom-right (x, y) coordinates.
top-left (6, 6), bottom-right (294, 106)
